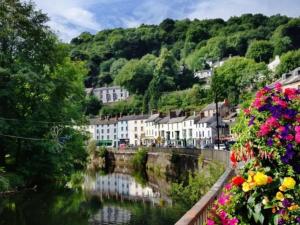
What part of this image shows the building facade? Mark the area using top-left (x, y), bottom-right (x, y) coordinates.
top-left (127, 115), bottom-right (148, 146)
top-left (87, 86), bottom-right (129, 103)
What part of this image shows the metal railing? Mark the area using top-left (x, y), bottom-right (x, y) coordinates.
top-left (175, 168), bottom-right (235, 225)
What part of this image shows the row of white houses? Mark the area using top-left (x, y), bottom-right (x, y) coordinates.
top-left (84, 103), bottom-right (231, 148)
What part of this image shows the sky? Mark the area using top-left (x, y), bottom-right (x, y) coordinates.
top-left (30, 0), bottom-right (300, 43)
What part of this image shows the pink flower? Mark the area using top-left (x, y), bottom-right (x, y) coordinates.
top-left (252, 98), bottom-right (263, 109)
top-left (225, 183), bottom-right (233, 191)
top-left (295, 126), bottom-right (300, 133)
top-left (258, 124), bottom-right (271, 136)
top-left (274, 83), bottom-right (282, 91)
top-left (207, 218), bottom-right (215, 225)
top-left (295, 133), bottom-right (300, 144)
top-left (228, 218), bottom-right (239, 225)
top-left (266, 117), bottom-right (280, 127)
top-left (286, 134), bottom-right (294, 141)
top-left (219, 210), bottom-right (228, 220)
top-left (218, 193), bottom-right (230, 205)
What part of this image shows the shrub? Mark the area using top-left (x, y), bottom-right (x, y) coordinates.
top-left (170, 161), bottom-right (225, 208)
top-left (131, 148), bottom-right (148, 171)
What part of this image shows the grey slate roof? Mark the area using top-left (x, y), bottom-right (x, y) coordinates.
top-left (89, 117), bottom-right (117, 125)
top-left (168, 116), bottom-right (186, 124)
top-left (158, 116), bottom-right (170, 124)
top-left (202, 102), bottom-right (224, 111)
top-left (146, 114), bottom-right (161, 122)
top-left (118, 115), bottom-right (149, 121)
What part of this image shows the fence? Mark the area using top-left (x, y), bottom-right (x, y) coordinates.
top-left (175, 168), bottom-right (235, 225)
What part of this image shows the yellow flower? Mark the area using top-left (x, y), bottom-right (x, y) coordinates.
top-left (242, 182), bottom-right (251, 192)
top-left (279, 185), bottom-right (287, 192)
top-left (282, 177), bottom-right (296, 189)
top-left (254, 172), bottom-right (268, 186)
top-left (262, 197), bottom-right (269, 205)
top-left (276, 192), bottom-right (284, 201)
top-left (288, 204), bottom-right (299, 211)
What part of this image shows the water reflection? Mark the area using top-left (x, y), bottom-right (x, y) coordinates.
top-left (0, 172), bottom-right (184, 225)
top-left (89, 206), bottom-right (131, 225)
top-left (84, 173), bottom-right (171, 205)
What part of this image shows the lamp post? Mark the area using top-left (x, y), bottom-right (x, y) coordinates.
top-left (215, 95), bottom-right (220, 150)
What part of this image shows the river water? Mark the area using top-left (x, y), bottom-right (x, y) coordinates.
top-left (0, 172), bottom-right (187, 225)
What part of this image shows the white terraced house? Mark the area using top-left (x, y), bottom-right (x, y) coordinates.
top-left (89, 117), bottom-right (118, 147)
top-left (127, 115), bottom-right (148, 146)
top-left (86, 86), bottom-right (129, 103)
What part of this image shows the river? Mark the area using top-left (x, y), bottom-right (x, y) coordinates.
top-left (0, 171), bottom-right (187, 225)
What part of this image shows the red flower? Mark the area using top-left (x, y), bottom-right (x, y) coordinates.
top-left (232, 176), bottom-right (245, 186)
top-left (230, 151), bottom-right (237, 167)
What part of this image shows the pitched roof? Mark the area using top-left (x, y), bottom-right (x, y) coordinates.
top-left (168, 116), bottom-right (186, 124)
top-left (118, 114), bottom-right (149, 121)
top-left (202, 102), bottom-right (225, 111)
top-left (89, 117), bottom-right (117, 125)
top-left (146, 114), bottom-right (161, 122)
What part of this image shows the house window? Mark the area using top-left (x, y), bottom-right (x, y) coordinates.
top-left (134, 127), bottom-right (137, 131)
top-left (135, 134), bottom-right (138, 138)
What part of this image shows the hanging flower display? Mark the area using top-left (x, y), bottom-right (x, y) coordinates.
top-left (207, 84), bottom-right (300, 225)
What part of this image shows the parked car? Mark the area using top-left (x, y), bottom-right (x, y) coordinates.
top-left (214, 144), bottom-right (226, 150)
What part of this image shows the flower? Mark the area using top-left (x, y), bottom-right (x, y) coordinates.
top-left (262, 197), bottom-right (269, 205)
top-left (242, 182), bottom-right (251, 192)
top-left (276, 192), bottom-right (284, 201)
top-left (279, 185), bottom-right (287, 192)
top-left (288, 204), bottom-right (299, 211)
top-left (230, 151), bottom-right (237, 167)
top-left (282, 177), bottom-right (296, 189)
top-left (207, 218), bottom-right (215, 225)
top-left (228, 217), bottom-right (239, 225)
top-left (232, 176), bottom-right (245, 186)
top-left (218, 193), bottom-right (230, 206)
top-left (282, 199), bottom-right (291, 208)
top-left (253, 172), bottom-right (268, 186)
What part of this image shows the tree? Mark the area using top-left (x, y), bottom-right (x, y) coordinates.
top-left (246, 40), bottom-right (274, 63)
top-left (85, 95), bottom-right (102, 116)
top-left (0, 1), bottom-right (88, 187)
top-left (276, 49), bottom-right (300, 76)
top-left (211, 57), bottom-right (268, 104)
top-left (114, 57), bottom-right (155, 94)
top-left (272, 18), bottom-right (300, 55)
top-left (109, 58), bottom-right (128, 79)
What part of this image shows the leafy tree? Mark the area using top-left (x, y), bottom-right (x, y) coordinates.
top-left (114, 58), bottom-right (154, 94)
top-left (85, 96), bottom-right (102, 116)
top-left (109, 58), bottom-right (128, 79)
top-left (211, 57), bottom-right (268, 104)
top-left (272, 18), bottom-right (300, 55)
top-left (0, 1), bottom-right (88, 187)
top-left (246, 40), bottom-right (274, 63)
top-left (276, 49), bottom-right (300, 76)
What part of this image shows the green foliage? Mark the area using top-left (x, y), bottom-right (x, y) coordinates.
top-left (100, 95), bottom-right (144, 117)
top-left (85, 95), bottom-right (102, 116)
top-left (97, 147), bottom-right (108, 158)
top-left (157, 84), bottom-right (209, 112)
top-left (0, 0), bottom-right (88, 188)
top-left (131, 148), bottom-right (148, 171)
top-left (246, 40), bottom-right (274, 63)
top-left (276, 49), bottom-right (300, 76)
top-left (170, 161), bottom-right (225, 207)
top-left (211, 57), bottom-right (268, 104)
top-left (272, 18), bottom-right (300, 55)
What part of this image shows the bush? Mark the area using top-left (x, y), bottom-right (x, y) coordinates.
top-left (97, 147), bottom-right (108, 158)
top-left (170, 161), bottom-right (225, 208)
top-left (131, 148), bottom-right (148, 171)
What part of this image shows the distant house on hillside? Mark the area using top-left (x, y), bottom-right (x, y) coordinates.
top-left (86, 86), bottom-right (129, 103)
